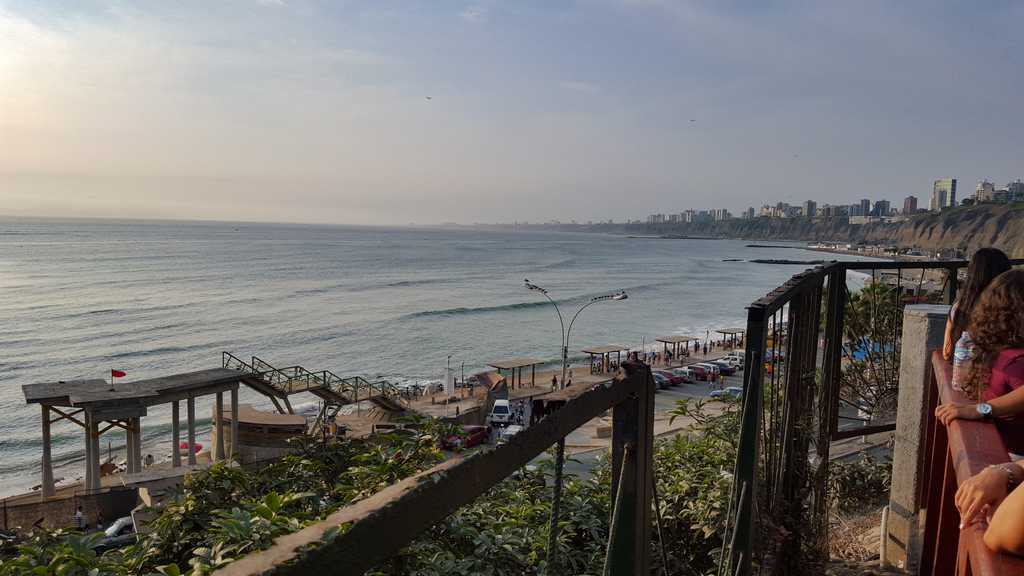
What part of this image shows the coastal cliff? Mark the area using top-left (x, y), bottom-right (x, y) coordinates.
top-left (620, 204), bottom-right (1024, 258)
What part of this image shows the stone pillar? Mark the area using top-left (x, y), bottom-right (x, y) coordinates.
top-left (172, 401), bottom-right (181, 467)
top-left (187, 396), bottom-right (197, 466)
top-left (215, 392), bottom-right (225, 461)
top-left (230, 386), bottom-right (239, 460)
top-left (885, 304), bottom-right (949, 572)
top-left (40, 405), bottom-right (55, 498)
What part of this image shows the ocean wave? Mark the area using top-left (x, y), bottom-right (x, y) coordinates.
top-left (401, 283), bottom-right (662, 320)
top-left (402, 299), bottom-right (556, 319)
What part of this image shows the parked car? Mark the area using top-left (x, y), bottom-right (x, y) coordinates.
top-left (654, 370), bottom-right (685, 386)
top-left (489, 399), bottom-right (512, 426)
top-left (708, 361), bottom-right (736, 376)
top-left (652, 372), bottom-right (671, 390)
top-left (688, 364), bottom-right (710, 381)
top-left (670, 367), bottom-right (694, 383)
top-left (441, 424), bottom-right (492, 450)
top-left (694, 362), bottom-right (721, 379)
top-left (497, 424), bottom-right (524, 444)
top-left (710, 386), bottom-right (743, 400)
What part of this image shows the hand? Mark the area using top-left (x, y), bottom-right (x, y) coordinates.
top-left (956, 466), bottom-right (1009, 527)
top-left (935, 403), bottom-right (983, 426)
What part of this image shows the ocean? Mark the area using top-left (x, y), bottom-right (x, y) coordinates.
top-left (0, 217), bottom-right (857, 497)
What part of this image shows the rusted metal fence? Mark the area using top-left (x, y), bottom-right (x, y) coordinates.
top-left (215, 361), bottom-right (655, 576)
top-left (723, 260), bottom-right (981, 575)
top-left (920, 352), bottom-right (1024, 575)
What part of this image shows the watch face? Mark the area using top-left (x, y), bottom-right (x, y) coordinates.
top-left (978, 403), bottom-right (993, 416)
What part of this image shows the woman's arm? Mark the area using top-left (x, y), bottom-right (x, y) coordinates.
top-left (985, 474), bottom-right (1024, 554)
top-left (936, 385), bottom-right (1024, 424)
top-left (943, 317), bottom-right (956, 360)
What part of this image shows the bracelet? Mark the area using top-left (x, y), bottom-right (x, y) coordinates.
top-left (987, 463), bottom-right (1023, 491)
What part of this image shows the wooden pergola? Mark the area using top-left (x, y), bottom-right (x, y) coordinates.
top-left (22, 368), bottom-right (243, 496)
top-left (716, 328), bottom-right (746, 347)
top-left (488, 358), bottom-right (543, 390)
top-left (581, 345), bottom-right (630, 374)
top-left (655, 335), bottom-right (698, 359)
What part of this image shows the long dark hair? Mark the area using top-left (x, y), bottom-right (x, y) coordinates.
top-left (964, 269), bottom-right (1024, 398)
top-left (952, 247), bottom-right (1012, 342)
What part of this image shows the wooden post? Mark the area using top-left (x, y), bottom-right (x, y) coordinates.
top-left (133, 417), bottom-right (143, 472)
top-left (172, 401), bottom-right (181, 467)
top-left (40, 405), bottom-right (55, 498)
top-left (215, 391), bottom-right (225, 461)
top-left (89, 415), bottom-right (101, 491)
top-left (127, 418), bottom-right (137, 474)
top-left (187, 396), bottom-right (197, 466)
top-left (84, 411), bottom-right (94, 491)
top-left (607, 361), bottom-right (654, 574)
top-left (230, 385), bottom-right (239, 460)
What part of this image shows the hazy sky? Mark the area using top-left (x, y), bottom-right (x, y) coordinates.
top-left (1, 1), bottom-right (1022, 225)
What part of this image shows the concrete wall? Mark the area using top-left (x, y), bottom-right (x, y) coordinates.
top-left (2, 487), bottom-right (137, 532)
top-left (884, 304), bottom-right (950, 572)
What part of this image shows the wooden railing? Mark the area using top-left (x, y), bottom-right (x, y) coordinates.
top-left (920, 351), bottom-right (1024, 575)
top-left (214, 362), bottom-right (655, 575)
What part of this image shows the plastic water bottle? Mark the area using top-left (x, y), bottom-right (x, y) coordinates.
top-left (952, 331), bottom-right (975, 392)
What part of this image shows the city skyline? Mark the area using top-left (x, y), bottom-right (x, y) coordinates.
top-left (2, 1), bottom-right (1023, 226)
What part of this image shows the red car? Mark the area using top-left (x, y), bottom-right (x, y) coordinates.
top-left (653, 370), bottom-right (686, 386)
top-left (441, 425), bottom-right (491, 450)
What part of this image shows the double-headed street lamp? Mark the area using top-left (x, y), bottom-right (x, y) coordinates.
top-left (524, 279), bottom-right (627, 389)
top-left (524, 279), bottom-right (627, 574)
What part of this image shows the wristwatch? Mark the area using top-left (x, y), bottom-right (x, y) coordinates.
top-left (976, 402), bottom-right (994, 417)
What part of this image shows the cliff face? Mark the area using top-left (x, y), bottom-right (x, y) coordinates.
top-left (630, 204), bottom-right (1024, 258)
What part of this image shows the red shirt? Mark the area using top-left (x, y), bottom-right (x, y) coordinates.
top-left (981, 348), bottom-right (1024, 454)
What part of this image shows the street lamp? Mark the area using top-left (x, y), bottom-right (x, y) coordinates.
top-left (524, 279), bottom-right (627, 574)
top-left (525, 279), bottom-right (627, 389)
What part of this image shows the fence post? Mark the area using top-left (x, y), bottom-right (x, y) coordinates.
top-left (886, 304), bottom-right (949, 571)
top-left (944, 267), bottom-right (958, 305)
top-left (606, 361), bottom-right (654, 575)
top-left (728, 304), bottom-right (767, 576)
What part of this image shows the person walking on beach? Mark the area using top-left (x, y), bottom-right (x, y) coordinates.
top-left (551, 374), bottom-right (558, 390)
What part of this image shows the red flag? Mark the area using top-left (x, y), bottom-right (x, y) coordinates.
top-left (111, 369), bottom-right (127, 378)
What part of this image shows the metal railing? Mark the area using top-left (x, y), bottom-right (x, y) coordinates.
top-left (724, 259), bottom-right (975, 575)
top-left (920, 351), bottom-right (1024, 575)
top-left (221, 352), bottom-right (408, 409)
top-left (215, 362), bottom-right (657, 576)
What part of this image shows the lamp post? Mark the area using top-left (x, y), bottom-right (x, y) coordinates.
top-left (524, 279), bottom-right (627, 389)
top-left (524, 279), bottom-right (627, 574)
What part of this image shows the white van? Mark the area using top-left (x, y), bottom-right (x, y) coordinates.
top-left (489, 399), bottom-right (512, 426)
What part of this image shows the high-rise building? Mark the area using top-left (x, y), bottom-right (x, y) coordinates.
top-left (860, 199), bottom-right (871, 216)
top-left (903, 196), bottom-right (918, 214)
top-left (975, 181), bottom-right (996, 203)
top-left (931, 178), bottom-right (957, 211)
top-left (647, 214), bottom-right (666, 224)
top-left (803, 200), bottom-right (817, 218)
top-left (743, 207), bottom-right (756, 219)
top-left (872, 200), bottom-right (891, 217)
top-left (849, 204), bottom-right (863, 217)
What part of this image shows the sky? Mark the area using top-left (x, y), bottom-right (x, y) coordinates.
top-left (1, 0), bottom-right (1022, 225)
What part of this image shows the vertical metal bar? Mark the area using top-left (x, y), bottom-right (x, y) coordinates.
top-left (944, 267), bottom-right (958, 305)
top-left (822, 267), bottom-right (847, 438)
top-left (728, 305), bottom-right (767, 576)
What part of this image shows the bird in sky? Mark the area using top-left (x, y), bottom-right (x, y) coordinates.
top-left (425, 96), bottom-right (432, 100)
